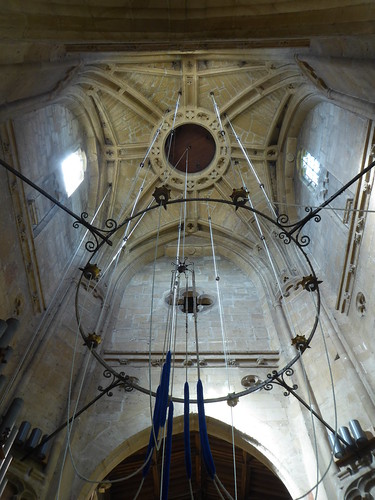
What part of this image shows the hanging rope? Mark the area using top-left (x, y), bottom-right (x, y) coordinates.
top-left (225, 114), bottom-right (277, 219)
top-left (182, 148), bottom-right (189, 260)
top-left (143, 386), bottom-right (162, 479)
top-left (293, 293), bottom-right (338, 500)
top-left (298, 352), bottom-right (320, 500)
top-left (207, 204), bottom-right (238, 500)
top-left (229, 160), bottom-right (300, 341)
top-left (90, 164), bottom-right (154, 343)
top-left (210, 96), bottom-right (311, 325)
top-left (159, 351), bottom-right (172, 429)
top-left (0, 186), bottom-right (111, 409)
top-left (148, 204), bottom-right (163, 432)
top-left (210, 92), bottom-right (226, 137)
top-left (197, 379), bottom-right (216, 479)
top-left (161, 401), bottom-right (174, 500)
top-left (98, 162), bottom-right (153, 282)
top-left (192, 267), bottom-right (201, 380)
top-left (214, 475), bottom-right (235, 500)
top-left (56, 269), bottom-right (96, 499)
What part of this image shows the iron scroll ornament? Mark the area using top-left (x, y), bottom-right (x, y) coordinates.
top-left (75, 196), bottom-right (321, 405)
top-left (2, 154), bottom-right (374, 253)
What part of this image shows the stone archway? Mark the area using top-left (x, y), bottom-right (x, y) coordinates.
top-left (81, 414), bottom-right (294, 499)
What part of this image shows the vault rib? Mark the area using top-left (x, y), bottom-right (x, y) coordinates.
top-left (77, 74), bottom-right (161, 126)
top-left (230, 145), bottom-right (266, 162)
top-left (63, 86), bottom-right (105, 144)
top-left (182, 58), bottom-right (198, 108)
top-left (91, 67), bottom-right (164, 119)
top-left (197, 62), bottom-right (267, 77)
top-left (90, 90), bottom-right (118, 145)
top-left (221, 70), bottom-right (303, 120)
top-left (113, 65), bottom-right (181, 77)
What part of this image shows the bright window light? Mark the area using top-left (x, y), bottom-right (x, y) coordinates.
top-left (62, 149), bottom-right (86, 197)
top-left (301, 151), bottom-right (320, 188)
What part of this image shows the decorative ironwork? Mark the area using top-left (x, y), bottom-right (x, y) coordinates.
top-left (274, 159), bottom-right (375, 245)
top-left (262, 368), bottom-right (353, 444)
top-left (79, 263), bottom-right (101, 280)
top-left (230, 187), bottom-right (248, 210)
top-left (84, 333), bottom-right (102, 349)
top-left (295, 275), bottom-right (323, 292)
top-left (21, 369), bottom-right (136, 461)
top-left (74, 196), bottom-right (322, 404)
top-left (3, 139), bottom-right (375, 407)
top-left (153, 185), bottom-right (171, 209)
top-left (264, 368), bottom-right (298, 397)
top-left (174, 258), bottom-right (191, 275)
top-left (98, 369), bottom-right (136, 395)
top-left (291, 335), bottom-right (311, 352)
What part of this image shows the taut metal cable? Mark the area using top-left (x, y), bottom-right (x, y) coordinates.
top-left (298, 351), bottom-right (320, 500)
top-left (293, 293), bottom-right (338, 500)
top-left (56, 272), bottom-right (95, 499)
top-left (165, 91), bottom-right (181, 163)
top-left (117, 111), bottom-right (167, 220)
top-left (0, 186), bottom-right (111, 408)
top-left (148, 205), bottom-right (163, 444)
top-left (192, 267), bottom-right (201, 380)
top-left (225, 113), bottom-right (277, 219)
top-left (207, 204), bottom-right (238, 500)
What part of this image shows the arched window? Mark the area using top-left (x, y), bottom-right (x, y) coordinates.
top-left (300, 150), bottom-right (320, 189)
top-left (61, 148), bottom-right (86, 197)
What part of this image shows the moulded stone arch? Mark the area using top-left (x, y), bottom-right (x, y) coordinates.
top-left (79, 414), bottom-right (296, 499)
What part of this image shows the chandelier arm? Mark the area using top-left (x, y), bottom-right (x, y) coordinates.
top-left (20, 372), bottom-right (128, 461)
top-left (271, 375), bottom-right (348, 447)
top-left (283, 158), bottom-right (375, 235)
top-left (0, 157), bottom-right (114, 248)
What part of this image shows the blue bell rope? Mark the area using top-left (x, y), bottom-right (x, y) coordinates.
top-left (143, 385), bottom-right (162, 478)
top-left (162, 401), bottom-right (174, 500)
top-left (197, 379), bottom-right (216, 479)
top-left (160, 350), bottom-right (172, 428)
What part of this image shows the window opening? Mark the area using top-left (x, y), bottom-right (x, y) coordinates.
top-left (165, 289), bottom-right (213, 314)
top-left (61, 149), bottom-right (86, 197)
top-left (343, 198), bottom-right (354, 225)
top-left (301, 151), bottom-right (320, 188)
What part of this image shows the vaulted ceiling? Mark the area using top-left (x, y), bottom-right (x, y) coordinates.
top-left (64, 52), bottom-right (307, 250)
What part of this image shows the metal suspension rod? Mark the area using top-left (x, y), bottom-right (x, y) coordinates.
top-left (284, 383), bottom-right (348, 446)
top-left (225, 114), bottom-right (277, 219)
top-left (192, 268), bottom-right (201, 381)
top-left (139, 115), bottom-right (166, 168)
top-left (287, 158), bottom-right (375, 234)
top-left (21, 377), bottom-right (126, 461)
top-left (210, 92), bottom-right (225, 136)
top-left (165, 91), bottom-right (182, 163)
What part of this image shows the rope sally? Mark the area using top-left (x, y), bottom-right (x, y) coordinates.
top-left (162, 401), bottom-right (174, 500)
top-left (197, 379), bottom-right (216, 479)
top-left (142, 350), bottom-right (172, 483)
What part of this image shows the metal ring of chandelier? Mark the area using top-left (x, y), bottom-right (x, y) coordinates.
top-left (75, 197), bottom-right (320, 405)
